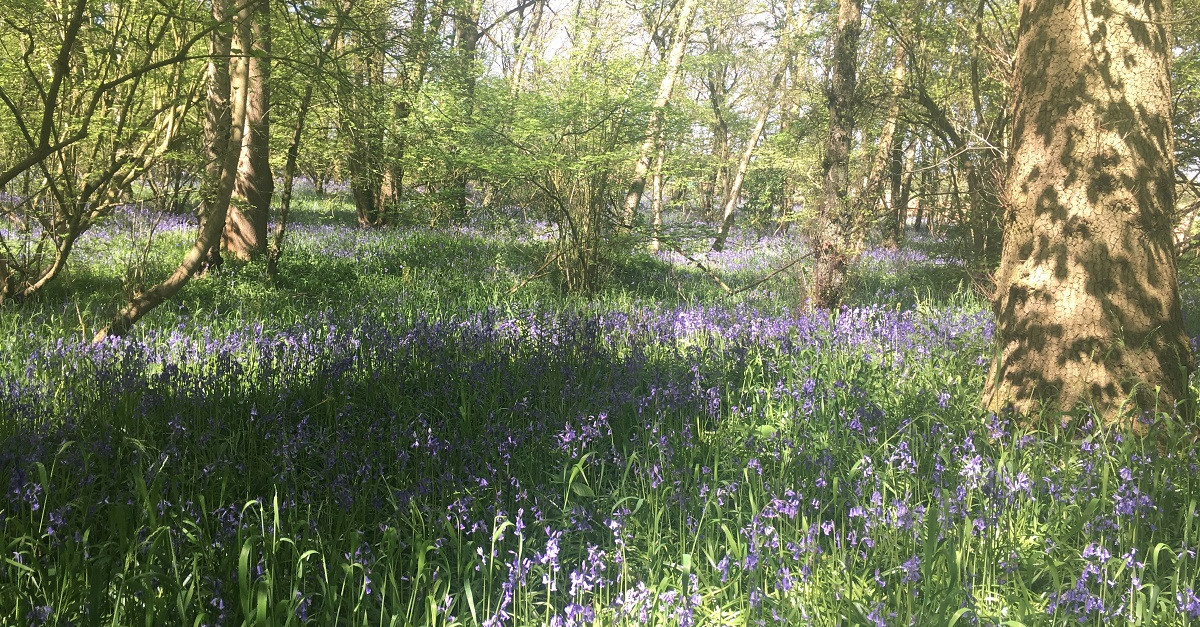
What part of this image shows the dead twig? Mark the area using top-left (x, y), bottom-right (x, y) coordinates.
top-left (729, 250), bottom-right (816, 296)
top-left (508, 249), bottom-right (563, 295)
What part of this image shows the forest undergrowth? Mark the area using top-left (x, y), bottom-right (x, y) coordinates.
top-left (2, 194), bottom-right (1200, 626)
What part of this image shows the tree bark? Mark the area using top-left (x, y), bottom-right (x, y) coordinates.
top-left (706, 70), bottom-right (732, 220)
top-left (650, 144), bottom-right (667, 252)
top-left (621, 0), bottom-right (698, 226)
top-left (96, 0), bottom-right (248, 340)
top-left (382, 0), bottom-right (433, 214)
top-left (886, 129), bottom-right (908, 243)
top-left (809, 0), bottom-right (862, 309)
top-left (452, 0), bottom-right (482, 218)
top-left (984, 0), bottom-right (1192, 422)
top-left (338, 2), bottom-right (388, 228)
top-left (226, 0), bottom-right (272, 260)
top-left (896, 137), bottom-right (917, 234)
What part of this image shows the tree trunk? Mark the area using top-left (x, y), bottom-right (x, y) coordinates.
top-left (887, 130), bottom-right (907, 243)
top-left (268, 83), bottom-right (312, 278)
top-left (809, 0), bottom-right (862, 309)
top-left (226, 0), bottom-right (272, 260)
top-left (382, 0), bottom-right (433, 216)
top-left (712, 63), bottom-right (786, 252)
top-left (862, 38), bottom-right (906, 238)
top-left (340, 13), bottom-right (387, 228)
top-left (650, 144), bottom-right (666, 252)
top-left (621, 0), bottom-right (698, 226)
top-left (897, 138), bottom-right (917, 233)
top-left (984, 0), bottom-right (1192, 422)
top-left (96, 0), bottom-right (247, 340)
top-left (700, 67), bottom-right (729, 221)
top-left (453, 0), bottom-right (482, 218)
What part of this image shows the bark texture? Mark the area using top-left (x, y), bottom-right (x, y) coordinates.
top-left (809, 0), bottom-right (861, 309)
top-left (984, 0), bottom-right (1192, 420)
top-left (226, 0), bottom-right (272, 259)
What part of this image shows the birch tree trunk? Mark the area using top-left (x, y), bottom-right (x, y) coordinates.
top-left (984, 0), bottom-right (1192, 422)
top-left (621, 0), bottom-right (698, 226)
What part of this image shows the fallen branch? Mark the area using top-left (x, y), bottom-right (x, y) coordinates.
top-left (508, 249), bottom-right (563, 295)
top-left (729, 250), bottom-right (816, 296)
top-left (655, 237), bottom-right (733, 294)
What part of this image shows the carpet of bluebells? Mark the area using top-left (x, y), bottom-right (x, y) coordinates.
top-left (2, 196), bottom-right (1200, 626)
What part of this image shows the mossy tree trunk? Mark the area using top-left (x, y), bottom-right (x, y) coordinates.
top-left (984, 0), bottom-right (1193, 421)
top-left (809, 0), bottom-right (862, 309)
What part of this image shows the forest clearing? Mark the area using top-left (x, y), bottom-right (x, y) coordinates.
top-left (4, 0), bottom-right (1200, 624)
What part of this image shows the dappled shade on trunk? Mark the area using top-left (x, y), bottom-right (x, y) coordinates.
top-left (225, 0), bottom-right (272, 260)
top-left (984, 0), bottom-right (1192, 422)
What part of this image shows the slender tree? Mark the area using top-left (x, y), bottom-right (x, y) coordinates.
top-left (96, 0), bottom-right (249, 340)
top-left (0, 0), bottom-right (202, 301)
top-left (268, 2), bottom-right (348, 276)
top-left (450, 0), bottom-right (483, 217)
top-left (861, 34), bottom-right (907, 240)
top-left (650, 144), bottom-right (668, 251)
top-left (337, 0), bottom-right (389, 227)
top-left (621, 0), bottom-right (698, 225)
top-left (984, 0), bottom-right (1192, 422)
top-left (711, 60), bottom-right (787, 252)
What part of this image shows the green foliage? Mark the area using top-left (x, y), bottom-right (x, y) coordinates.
top-left (1174, 0), bottom-right (1200, 173)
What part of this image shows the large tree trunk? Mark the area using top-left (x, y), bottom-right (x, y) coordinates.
top-left (96, 0), bottom-right (247, 340)
top-left (226, 0), bottom-right (272, 260)
top-left (621, 0), bottom-right (698, 226)
top-left (984, 0), bottom-right (1192, 422)
top-left (809, 0), bottom-right (862, 309)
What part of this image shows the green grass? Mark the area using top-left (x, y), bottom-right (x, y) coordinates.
top-left (1, 194), bottom-right (1199, 626)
